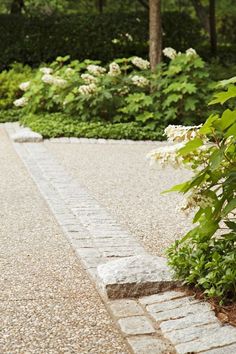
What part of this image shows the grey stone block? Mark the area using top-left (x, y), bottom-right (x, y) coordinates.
top-left (11, 128), bottom-right (43, 143)
top-left (97, 255), bottom-right (178, 299)
top-left (127, 335), bottom-right (173, 354)
top-left (118, 316), bottom-right (155, 335)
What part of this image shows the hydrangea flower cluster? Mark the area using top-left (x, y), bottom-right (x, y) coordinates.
top-left (146, 143), bottom-right (185, 168)
top-left (19, 81), bottom-right (30, 91)
top-left (41, 74), bottom-right (67, 87)
top-left (186, 48), bottom-right (197, 57)
top-left (131, 57), bottom-right (150, 70)
top-left (108, 62), bottom-right (121, 76)
top-left (78, 83), bottom-right (97, 95)
top-left (179, 189), bottom-right (214, 214)
top-left (13, 97), bottom-right (28, 107)
top-left (81, 73), bottom-right (98, 84)
top-left (163, 47), bottom-right (177, 60)
top-left (131, 75), bottom-right (149, 87)
top-left (39, 67), bottom-right (53, 75)
top-left (87, 65), bottom-right (106, 76)
top-left (165, 124), bottom-right (202, 142)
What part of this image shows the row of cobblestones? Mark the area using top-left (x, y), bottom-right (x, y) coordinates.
top-left (5, 122), bottom-right (236, 354)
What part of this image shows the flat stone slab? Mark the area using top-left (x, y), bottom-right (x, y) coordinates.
top-left (97, 255), bottom-right (178, 299)
top-left (11, 128), bottom-right (43, 143)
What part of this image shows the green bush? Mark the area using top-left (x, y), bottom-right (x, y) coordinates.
top-left (148, 78), bottom-right (236, 301)
top-left (20, 112), bottom-right (165, 140)
top-left (16, 51), bottom-right (214, 129)
top-left (0, 12), bottom-right (204, 70)
top-left (0, 109), bottom-right (20, 123)
top-left (0, 63), bottom-right (33, 110)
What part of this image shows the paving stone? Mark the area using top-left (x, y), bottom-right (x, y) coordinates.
top-left (109, 300), bottom-right (144, 318)
top-left (164, 322), bottom-right (220, 344)
top-left (140, 291), bottom-right (186, 305)
top-left (147, 297), bottom-right (199, 314)
top-left (160, 311), bottom-right (217, 332)
top-left (97, 255), bottom-right (177, 299)
top-left (11, 128), bottom-right (43, 143)
top-left (127, 335), bottom-right (173, 354)
top-left (148, 302), bottom-right (212, 322)
top-left (118, 316), bottom-right (155, 335)
top-left (201, 343), bottom-right (236, 353)
top-left (175, 325), bottom-right (236, 354)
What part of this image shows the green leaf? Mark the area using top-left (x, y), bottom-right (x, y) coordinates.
top-left (209, 149), bottom-right (224, 171)
top-left (222, 199), bottom-right (236, 217)
top-left (162, 181), bottom-right (190, 194)
top-left (199, 114), bottom-right (218, 134)
top-left (209, 85), bottom-right (236, 105)
top-left (220, 109), bottom-right (236, 130)
top-left (178, 138), bottom-right (203, 156)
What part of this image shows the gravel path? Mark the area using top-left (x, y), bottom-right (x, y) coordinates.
top-left (46, 141), bottom-right (193, 256)
top-left (0, 127), bottom-right (129, 354)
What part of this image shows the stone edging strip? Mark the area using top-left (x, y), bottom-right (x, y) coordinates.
top-left (4, 122), bottom-right (236, 354)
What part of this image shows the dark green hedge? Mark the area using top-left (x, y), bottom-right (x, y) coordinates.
top-left (0, 12), bottom-right (204, 69)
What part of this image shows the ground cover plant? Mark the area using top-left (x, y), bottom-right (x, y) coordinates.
top-left (14, 49), bottom-right (215, 139)
top-left (148, 78), bottom-right (236, 301)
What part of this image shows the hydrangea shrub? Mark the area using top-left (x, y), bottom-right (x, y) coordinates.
top-left (15, 49), bottom-right (213, 129)
top-left (148, 79), bottom-right (236, 301)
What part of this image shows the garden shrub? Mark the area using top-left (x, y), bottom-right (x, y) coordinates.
top-left (148, 78), bottom-right (236, 301)
top-left (15, 50), bottom-right (214, 130)
top-left (0, 63), bottom-right (33, 110)
top-left (0, 109), bottom-right (20, 123)
top-left (20, 112), bottom-right (165, 140)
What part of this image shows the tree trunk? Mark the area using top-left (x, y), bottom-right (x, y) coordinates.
top-left (10, 0), bottom-right (24, 14)
top-left (149, 0), bottom-right (162, 70)
top-left (209, 0), bottom-right (217, 56)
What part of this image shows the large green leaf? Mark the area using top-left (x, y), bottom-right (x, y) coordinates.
top-left (178, 138), bottom-right (203, 156)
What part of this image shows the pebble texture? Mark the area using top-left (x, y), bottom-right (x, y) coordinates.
top-left (46, 141), bottom-right (193, 255)
top-left (5, 124), bottom-right (236, 354)
top-left (0, 126), bottom-right (129, 354)
top-left (11, 127), bottom-right (43, 142)
top-left (98, 255), bottom-right (177, 299)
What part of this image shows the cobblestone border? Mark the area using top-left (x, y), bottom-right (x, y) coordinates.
top-left (47, 137), bottom-right (164, 145)
top-left (4, 122), bottom-right (236, 354)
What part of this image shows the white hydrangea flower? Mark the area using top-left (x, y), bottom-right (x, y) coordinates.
top-left (52, 77), bottom-right (67, 87)
top-left (131, 75), bottom-right (149, 87)
top-left (186, 48), bottom-right (197, 57)
top-left (65, 68), bottom-right (74, 75)
top-left (108, 62), bottom-right (121, 76)
top-left (87, 64), bottom-right (106, 76)
top-left (78, 83), bottom-right (97, 95)
top-left (131, 57), bottom-right (150, 70)
top-left (19, 81), bottom-right (30, 91)
top-left (164, 125), bottom-right (202, 142)
top-left (42, 74), bottom-right (67, 87)
top-left (146, 143), bottom-right (185, 168)
top-left (179, 189), bottom-right (214, 214)
top-left (13, 97), bottom-right (28, 107)
top-left (40, 67), bottom-right (53, 75)
top-left (42, 74), bottom-right (55, 84)
top-left (81, 73), bottom-right (98, 84)
top-left (163, 47), bottom-right (177, 60)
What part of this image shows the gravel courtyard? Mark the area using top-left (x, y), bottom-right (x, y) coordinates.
top-left (46, 141), bottom-right (193, 255)
top-left (0, 127), bottom-right (129, 354)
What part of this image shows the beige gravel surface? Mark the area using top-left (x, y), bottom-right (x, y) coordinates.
top-left (0, 127), bottom-right (129, 354)
top-left (46, 142), bottom-right (193, 256)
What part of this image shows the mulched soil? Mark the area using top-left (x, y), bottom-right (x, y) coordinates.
top-left (177, 285), bottom-right (236, 327)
